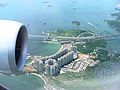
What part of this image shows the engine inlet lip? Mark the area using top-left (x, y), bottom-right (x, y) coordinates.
top-left (8, 24), bottom-right (28, 74)
top-left (15, 25), bottom-right (28, 71)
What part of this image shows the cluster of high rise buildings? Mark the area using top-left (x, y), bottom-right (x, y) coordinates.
top-left (44, 46), bottom-right (77, 75)
top-left (32, 45), bottom-right (77, 76)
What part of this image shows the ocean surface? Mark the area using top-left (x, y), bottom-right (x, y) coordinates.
top-left (0, 0), bottom-right (120, 90)
top-left (0, 0), bottom-right (119, 34)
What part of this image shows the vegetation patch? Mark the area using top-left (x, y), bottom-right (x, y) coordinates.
top-left (56, 71), bottom-right (85, 81)
top-left (105, 9), bottom-right (120, 33)
top-left (49, 29), bottom-right (87, 37)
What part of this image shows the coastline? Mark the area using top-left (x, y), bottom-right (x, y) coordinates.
top-left (45, 41), bottom-right (63, 57)
top-left (32, 73), bottom-right (57, 90)
top-left (28, 41), bottom-right (64, 90)
top-left (32, 73), bottom-right (47, 85)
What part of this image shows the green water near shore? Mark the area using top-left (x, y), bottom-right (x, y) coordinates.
top-left (0, 74), bottom-right (45, 90)
top-left (0, 42), bottom-right (61, 90)
top-left (28, 40), bottom-right (61, 56)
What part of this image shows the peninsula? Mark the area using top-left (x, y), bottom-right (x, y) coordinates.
top-left (23, 29), bottom-right (112, 90)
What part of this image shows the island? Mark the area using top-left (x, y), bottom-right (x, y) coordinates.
top-left (105, 9), bottom-right (120, 33)
top-left (22, 29), bottom-right (117, 90)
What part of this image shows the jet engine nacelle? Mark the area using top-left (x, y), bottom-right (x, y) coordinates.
top-left (0, 20), bottom-right (28, 74)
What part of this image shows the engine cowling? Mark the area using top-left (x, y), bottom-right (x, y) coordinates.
top-left (0, 20), bottom-right (28, 74)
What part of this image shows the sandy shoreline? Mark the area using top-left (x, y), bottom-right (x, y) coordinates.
top-left (32, 73), bottom-right (57, 90)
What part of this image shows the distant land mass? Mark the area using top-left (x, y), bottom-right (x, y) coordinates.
top-left (49, 29), bottom-right (94, 37)
top-left (105, 8), bottom-right (120, 33)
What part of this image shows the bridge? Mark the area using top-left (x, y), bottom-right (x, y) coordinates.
top-left (28, 34), bottom-right (120, 42)
top-left (28, 35), bottom-right (48, 41)
top-left (28, 31), bottom-right (49, 41)
top-left (28, 35), bottom-right (46, 38)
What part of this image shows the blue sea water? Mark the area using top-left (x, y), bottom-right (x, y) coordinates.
top-left (0, 0), bottom-right (119, 34)
top-left (0, 0), bottom-right (120, 90)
